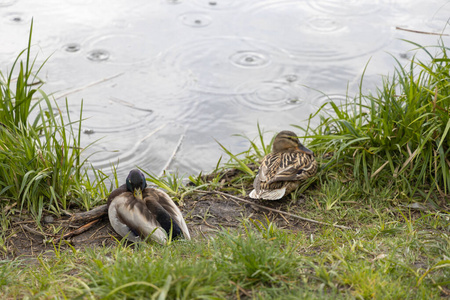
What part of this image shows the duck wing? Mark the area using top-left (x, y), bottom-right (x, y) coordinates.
top-left (264, 152), bottom-right (317, 184)
top-left (250, 152), bottom-right (317, 200)
top-left (144, 188), bottom-right (191, 240)
top-left (108, 192), bottom-right (168, 244)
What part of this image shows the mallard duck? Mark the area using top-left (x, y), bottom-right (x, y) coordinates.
top-left (249, 130), bottom-right (318, 200)
top-left (107, 169), bottom-right (190, 243)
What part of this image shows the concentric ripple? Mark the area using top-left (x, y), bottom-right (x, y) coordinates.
top-left (229, 51), bottom-right (271, 68)
top-left (179, 12), bottom-right (212, 27)
top-left (0, 0), bottom-right (17, 7)
top-left (313, 94), bottom-right (348, 109)
top-left (238, 1), bottom-right (392, 61)
top-left (86, 49), bottom-right (110, 61)
top-left (63, 43), bottom-right (81, 53)
top-left (84, 122), bottom-right (188, 183)
top-left (307, 0), bottom-right (385, 16)
top-left (65, 102), bottom-right (154, 134)
top-left (84, 34), bottom-right (159, 64)
top-left (4, 12), bottom-right (28, 24)
top-left (233, 79), bottom-right (309, 111)
top-left (156, 37), bottom-right (291, 94)
top-left (306, 15), bottom-right (345, 32)
top-left (192, 0), bottom-right (244, 10)
top-left (128, 62), bottom-right (197, 104)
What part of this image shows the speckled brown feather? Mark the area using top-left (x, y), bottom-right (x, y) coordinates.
top-left (250, 131), bottom-right (318, 200)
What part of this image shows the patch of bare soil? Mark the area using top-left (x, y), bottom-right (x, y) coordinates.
top-left (3, 189), bottom-right (321, 259)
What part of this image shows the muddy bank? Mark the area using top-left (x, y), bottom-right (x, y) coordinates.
top-left (3, 186), bottom-right (320, 259)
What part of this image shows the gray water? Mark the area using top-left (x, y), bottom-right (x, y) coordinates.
top-left (1, 0), bottom-right (449, 181)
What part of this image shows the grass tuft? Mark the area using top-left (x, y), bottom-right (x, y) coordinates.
top-left (295, 41), bottom-right (450, 201)
top-left (0, 22), bottom-right (110, 220)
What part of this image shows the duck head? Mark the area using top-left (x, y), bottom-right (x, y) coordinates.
top-left (272, 130), bottom-right (314, 155)
top-left (126, 169), bottom-right (148, 200)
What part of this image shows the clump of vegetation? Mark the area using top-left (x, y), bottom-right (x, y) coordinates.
top-left (295, 41), bottom-right (449, 203)
top-left (0, 22), bottom-right (109, 223)
top-left (2, 216), bottom-right (449, 299)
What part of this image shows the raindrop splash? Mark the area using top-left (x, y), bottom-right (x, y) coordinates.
top-left (84, 34), bottom-right (159, 64)
top-left (229, 51), bottom-right (271, 68)
top-left (5, 12), bottom-right (27, 23)
top-left (285, 74), bottom-right (298, 83)
top-left (63, 43), bottom-right (81, 53)
top-left (193, 0), bottom-right (243, 10)
top-left (87, 49), bottom-right (110, 61)
top-left (179, 12), bottom-right (212, 27)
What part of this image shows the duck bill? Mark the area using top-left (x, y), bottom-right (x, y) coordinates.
top-left (133, 188), bottom-right (143, 200)
top-left (298, 145), bottom-right (314, 155)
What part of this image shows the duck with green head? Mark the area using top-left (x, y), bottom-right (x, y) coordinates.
top-left (107, 169), bottom-right (190, 243)
top-left (249, 130), bottom-right (318, 200)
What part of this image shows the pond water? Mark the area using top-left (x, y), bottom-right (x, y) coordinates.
top-left (1, 0), bottom-right (449, 181)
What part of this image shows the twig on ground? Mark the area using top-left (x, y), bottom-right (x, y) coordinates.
top-left (278, 212), bottom-right (290, 224)
top-left (68, 204), bottom-right (108, 223)
top-left (53, 219), bottom-right (100, 243)
top-left (13, 220), bottom-right (37, 225)
top-left (195, 190), bottom-right (352, 230)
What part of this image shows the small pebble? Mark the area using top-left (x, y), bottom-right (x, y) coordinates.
top-left (43, 215), bottom-right (54, 224)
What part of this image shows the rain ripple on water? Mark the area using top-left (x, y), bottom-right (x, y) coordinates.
top-left (156, 36), bottom-right (291, 94)
top-left (0, 0), bottom-right (17, 7)
top-left (86, 49), bottom-right (110, 61)
top-left (84, 34), bottom-right (160, 64)
top-left (63, 43), bottom-right (82, 53)
top-left (229, 51), bottom-right (271, 68)
top-left (239, 1), bottom-right (392, 61)
top-left (65, 101), bottom-right (154, 135)
top-left (233, 77), bottom-right (309, 111)
top-left (4, 12), bottom-right (28, 23)
top-left (192, 0), bottom-right (244, 10)
top-left (307, 0), bottom-right (385, 16)
top-left (179, 12), bottom-right (212, 27)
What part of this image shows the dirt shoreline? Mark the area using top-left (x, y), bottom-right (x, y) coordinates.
top-left (3, 189), bottom-right (321, 259)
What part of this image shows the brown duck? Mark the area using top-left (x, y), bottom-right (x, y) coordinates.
top-left (249, 130), bottom-right (318, 200)
top-left (107, 169), bottom-right (190, 243)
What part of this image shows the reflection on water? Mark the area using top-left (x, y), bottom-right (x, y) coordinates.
top-left (0, 0), bottom-right (449, 181)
